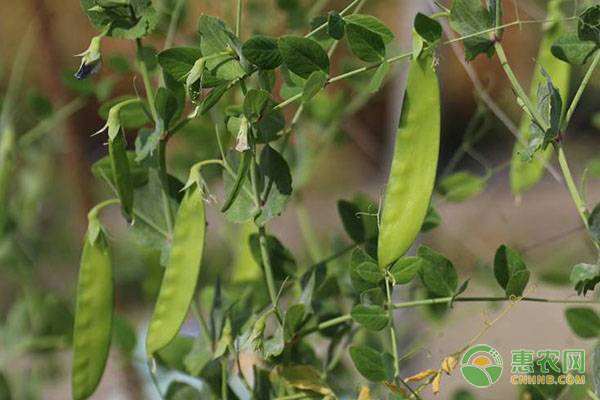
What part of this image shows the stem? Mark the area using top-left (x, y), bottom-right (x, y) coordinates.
top-left (87, 198), bottom-right (120, 220)
top-left (562, 50), bottom-right (600, 131)
top-left (136, 39), bottom-right (158, 122)
top-left (258, 226), bottom-right (281, 320)
top-left (557, 146), bottom-right (591, 228)
top-left (385, 276), bottom-right (400, 378)
top-left (273, 51), bottom-right (413, 110)
top-left (300, 296), bottom-right (600, 337)
top-left (164, 0), bottom-right (185, 49)
top-left (235, 0), bottom-right (243, 37)
top-left (494, 42), bottom-right (548, 131)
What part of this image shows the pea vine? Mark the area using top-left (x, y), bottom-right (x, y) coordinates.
top-left (53, 0), bottom-right (600, 398)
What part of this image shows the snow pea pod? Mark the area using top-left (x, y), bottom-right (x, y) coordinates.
top-left (146, 183), bottom-right (206, 355)
top-left (108, 131), bottom-right (134, 220)
top-left (221, 150), bottom-right (251, 213)
top-left (378, 53), bottom-right (440, 268)
top-left (510, 0), bottom-right (570, 197)
top-left (72, 227), bottom-right (113, 400)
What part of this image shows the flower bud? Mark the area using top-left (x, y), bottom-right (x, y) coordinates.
top-left (74, 35), bottom-right (103, 80)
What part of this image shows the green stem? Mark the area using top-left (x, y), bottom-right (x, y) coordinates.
top-left (87, 198), bottom-right (120, 220)
top-left (164, 0), bottom-right (186, 49)
top-left (557, 146), bottom-right (592, 228)
top-left (494, 42), bottom-right (548, 131)
top-left (273, 51), bottom-right (413, 110)
top-left (300, 295), bottom-right (600, 337)
top-left (135, 39), bottom-right (158, 122)
top-left (562, 50), bottom-right (600, 131)
top-left (385, 275), bottom-right (400, 378)
top-left (235, 0), bottom-right (243, 37)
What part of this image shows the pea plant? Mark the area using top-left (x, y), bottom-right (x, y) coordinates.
top-left (64, 0), bottom-right (600, 398)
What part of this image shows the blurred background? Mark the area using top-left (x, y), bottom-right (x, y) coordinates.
top-left (0, 0), bottom-right (599, 399)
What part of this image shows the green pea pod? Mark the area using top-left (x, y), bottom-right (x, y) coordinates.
top-left (146, 183), bottom-right (206, 355)
top-left (72, 228), bottom-right (113, 400)
top-left (378, 53), bottom-right (440, 268)
top-left (221, 150), bottom-right (251, 213)
top-left (510, 0), bottom-right (570, 197)
top-left (108, 132), bottom-right (134, 221)
top-left (0, 126), bottom-right (15, 233)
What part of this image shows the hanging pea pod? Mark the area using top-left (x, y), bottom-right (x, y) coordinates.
top-left (0, 125), bottom-right (15, 233)
top-left (510, 0), bottom-right (570, 197)
top-left (108, 131), bottom-right (134, 221)
top-left (146, 182), bottom-right (206, 355)
top-left (100, 100), bottom-right (139, 221)
top-left (378, 52), bottom-right (440, 268)
top-left (221, 150), bottom-right (252, 213)
top-left (72, 214), bottom-right (114, 400)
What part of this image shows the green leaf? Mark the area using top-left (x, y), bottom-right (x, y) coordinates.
top-left (421, 205), bottom-right (441, 232)
top-left (155, 335), bottom-right (194, 372)
top-left (249, 234), bottom-right (296, 280)
top-left (354, 261), bottom-right (384, 284)
top-left (302, 71), bottom-right (329, 102)
top-left (367, 60), bottom-right (390, 93)
top-left (418, 246), bottom-right (458, 297)
top-left (221, 151), bottom-right (251, 213)
top-left (346, 22), bottom-right (385, 62)
top-left (337, 200), bottom-right (366, 243)
top-left (155, 87), bottom-right (180, 129)
top-left (242, 35), bottom-right (283, 70)
top-left (539, 67), bottom-right (563, 140)
top-left (565, 307), bottom-right (600, 338)
top-left (439, 171), bottom-right (486, 202)
top-left (165, 381), bottom-right (202, 400)
top-left (98, 96), bottom-right (150, 129)
top-left (91, 151), bottom-right (149, 188)
top-left (198, 15), bottom-right (246, 81)
top-left (350, 248), bottom-right (379, 292)
top-left (112, 316), bottom-right (137, 359)
top-left (243, 89), bottom-right (271, 122)
top-left (414, 12), bottom-right (442, 44)
top-left (551, 31), bottom-right (598, 65)
top-left (278, 365), bottom-right (334, 396)
top-left (351, 304), bottom-right (389, 331)
top-left (256, 145), bottom-right (293, 224)
top-left (578, 5), bottom-right (600, 45)
top-left (158, 47), bottom-right (203, 81)
top-left (183, 333), bottom-right (212, 376)
top-left (494, 245), bottom-right (530, 297)
top-left (390, 256), bottom-right (423, 284)
top-left (284, 304), bottom-right (306, 341)
top-left (278, 36), bottom-right (330, 79)
top-left (570, 263), bottom-right (600, 295)
top-left (588, 203), bottom-right (600, 243)
top-left (327, 11), bottom-right (345, 40)
top-left (349, 346), bottom-right (395, 382)
top-left (81, 0), bottom-right (158, 39)
top-left (344, 15), bottom-right (394, 44)
top-left (450, 0), bottom-right (496, 61)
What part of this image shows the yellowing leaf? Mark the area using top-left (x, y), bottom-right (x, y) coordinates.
top-left (432, 373), bottom-right (441, 395)
top-left (358, 386), bottom-right (371, 400)
top-left (441, 355), bottom-right (458, 374)
top-left (405, 369), bottom-right (437, 382)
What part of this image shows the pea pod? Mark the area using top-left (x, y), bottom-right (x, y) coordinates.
top-left (146, 183), bottom-right (206, 355)
top-left (378, 53), bottom-right (440, 268)
top-left (108, 131), bottom-right (134, 220)
top-left (510, 0), bottom-right (570, 197)
top-left (221, 150), bottom-right (251, 213)
top-left (72, 226), bottom-right (113, 400)
top-left (0, 126), bottom-right (15, 232)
